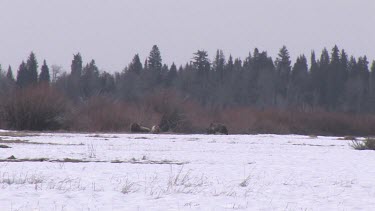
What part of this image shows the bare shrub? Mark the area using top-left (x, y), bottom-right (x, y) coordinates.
top-left (364, 138), bottom-right (375, 150)
top-left (0, 172), bottom-right (44, 185)
top-left (121, 179), bottom-right (137, 194)
top-left (350, 140), bottom-right (367, 150)
top-left (87, 142), bottom-right (97, 158)
top-left (220, 107), bottom-right (375, 136)
top-left (1, 85), bottom-right (67, 130)
top-left (166, 166), bottom-right (208, 194)
top-left (239, 175), bottom-right (251, 187)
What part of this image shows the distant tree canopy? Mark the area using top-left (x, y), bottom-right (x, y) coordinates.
top-left (1, 45), bottom-right (375, 113)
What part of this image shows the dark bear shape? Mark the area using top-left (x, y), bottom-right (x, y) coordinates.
top-left (207, 123), bottom-right (228, 135)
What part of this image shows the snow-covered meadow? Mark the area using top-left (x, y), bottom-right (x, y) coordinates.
top-left (0, 130), bottom-right (374, 210)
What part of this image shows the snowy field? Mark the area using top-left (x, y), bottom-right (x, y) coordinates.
top-left (0, 130), bottom-right (374, 211)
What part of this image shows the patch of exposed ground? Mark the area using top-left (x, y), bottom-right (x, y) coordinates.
top-left (0, 131), bottom-right (39, 137)
top-left (0, 138), bottom-right (83, 146)
top-left (0, 157), bottom-right (188, 165)
top-left (290, 143), bottom-right (343, 147)
top-left (131, 137), bottom-right (150, 140)
top-left (87, 134), bottom-right (120, 139)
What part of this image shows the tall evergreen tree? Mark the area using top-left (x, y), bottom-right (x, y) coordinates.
top-left (71, 53), bottom-right (83, 78)
top-left (82, 59), bottom-right (100, 98)
top-left (290, 55), bottom-right (309, 106)
top-left (275, 46), bottom-right (292, 105)
top-left (26, 52), bottom-right (38, 85)
top-left (128, 54), bottom-right (142, 75)
top-left (326, 45), bottom-right (341, 109)
top-left (16, 61), bottom-right (28, 88)
top-left (145, 45), bottom-right (163, 86)
top-left (275, 46), bottom-right (291, 76)
top-left (370, 61), bottom-right (375, 111)
top-left (166, 62), bottom-right (177, 86)
top-left (339, 49), bottom-right (349, 82)
top-left (371, 61), bottom-right (375, 93)
top-left (144, 59), bottom-right (148, 71)
top-left (6, 66), bottom-right (14, 81)
top-left (192, 50), bottom-right (211, 104)
top-left (67, 53), bottom-right (84, 100)
top-left (193, 50), bottom-right (210, 77)
top-left (39, 60), bottom-right (50, 83)
top-left (213, 50), bottom-right (226, 83)
top-left (309, 51), bottom-right (320, 106)
top-left (316, 48), bottom-right (330, 106)
top-left (148, 45), bottom-right (162, 72)
top-left (227, 55), bottom-right (234, 72)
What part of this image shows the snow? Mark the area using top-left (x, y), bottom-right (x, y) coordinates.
top-left (0, 132), bottom-right (374, 210)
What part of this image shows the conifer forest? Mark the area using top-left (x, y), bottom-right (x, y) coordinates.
top-left (1, 45), bottom-right (375, 135)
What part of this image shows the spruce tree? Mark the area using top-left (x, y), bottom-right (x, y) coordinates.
top-left (148, 45), bottom-right (162, 72)
top-left (227, 55), bottom-right (234, 72)
top-left (290, 55), bottom-right (309, 105)
top-left (71, 53), bottom-right (83, 78)
top-left (166, 62), bottom-right (177, 86)
top-left (26, 52), bottom-right (38, 85)
top-left (128, 54), bottom-right (142, 75)
top-left (6, 66), bottom-right (14, 81)
top-left (144, 59), bottom-right (148, 71)
top-left (370, 61), bottom-right (375, 111)
top-left (192, 50), bottom-right (211, 104)
top-left (213, 50), bottom-right (226, 83)
top-left (193, 50), bottom-right (210, 75)
top-left (82, 59), bottom-right (100, 97)
top-left (146, 45), bottom-right (163, 85)
top-left (39, 60), bottom-right (50, 83)
top-left (275, 46), bottom-right (292, 104)
top-left (16, 61), bottom-right (28, 88)
top-left (317, 48), bottom-right (330, 106)
top-left (340, 49), bottom-right (349, 83)
top-left (326, 45), bottom-right (341, 109)
top-left (309, 51), bottom-right (319, 106)
top-left (276, 46), bottom-right (291, 76)
top-left (161, 64), bottom-right (169, 83)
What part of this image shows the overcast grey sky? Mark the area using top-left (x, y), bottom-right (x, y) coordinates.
top-left (0, 0), bottom-right (374, 73)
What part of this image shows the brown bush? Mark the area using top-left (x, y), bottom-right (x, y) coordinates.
top-left (1, 85), bottom-right (67, 130)
top-left (67, 96), bottom-right (161, 132)
top-left (218, 107), bottom-right (375, 136)
top-left (4, 85), bottom-right (374, 136)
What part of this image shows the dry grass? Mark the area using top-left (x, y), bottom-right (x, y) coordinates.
top-left (239, 175), bottom-right (251, 187)
top-left (0, 156), bottom-right (188, 165)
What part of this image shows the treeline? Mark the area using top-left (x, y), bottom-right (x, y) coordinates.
top-left (1, 45), bottom-right (375, 135)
